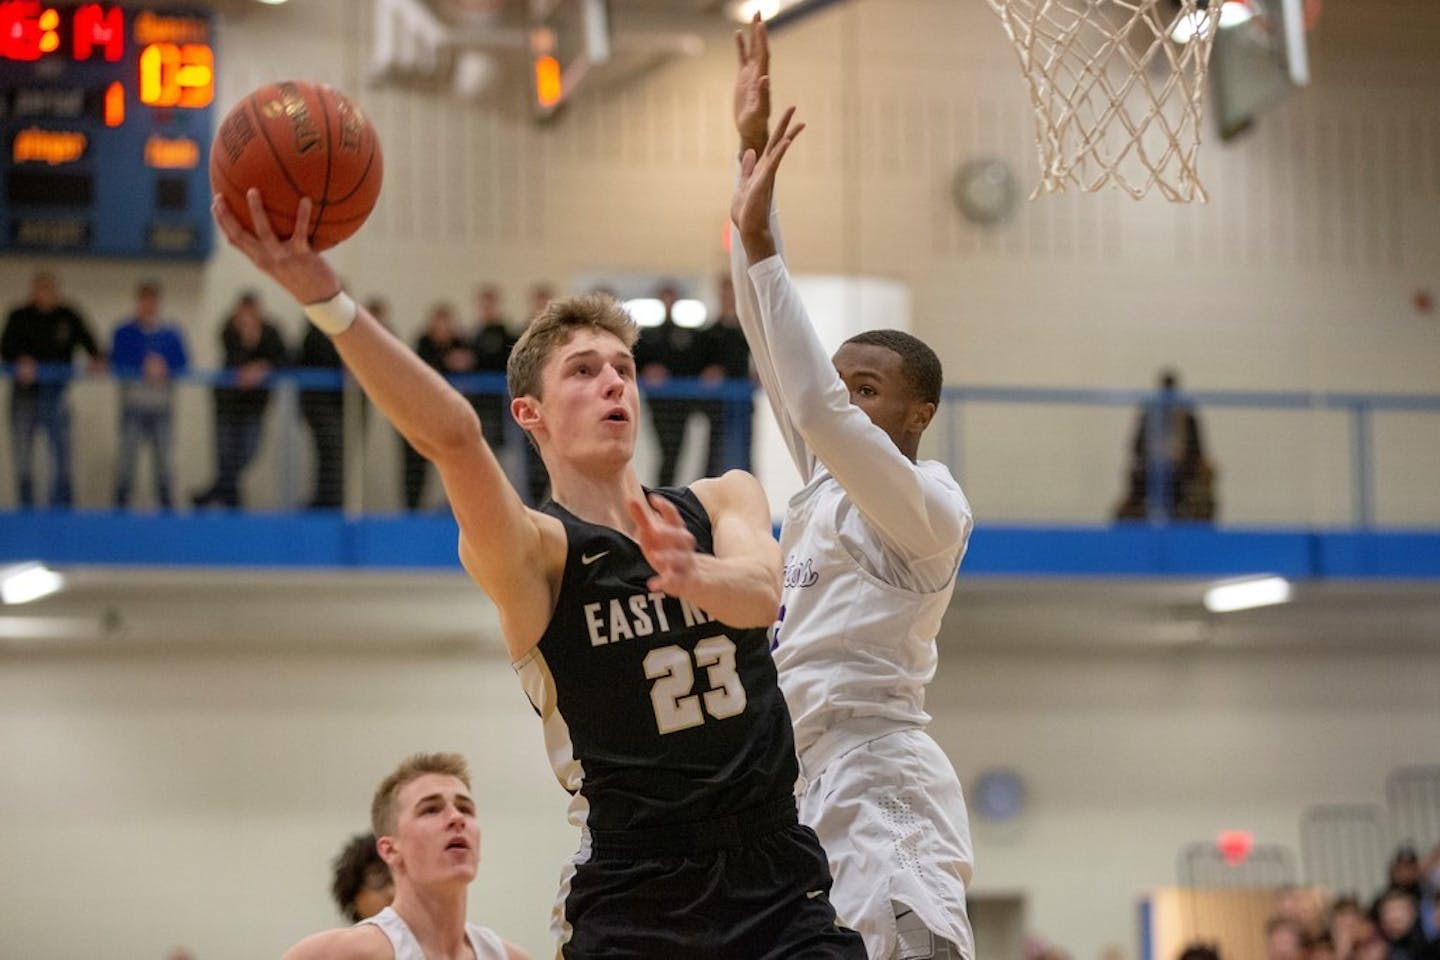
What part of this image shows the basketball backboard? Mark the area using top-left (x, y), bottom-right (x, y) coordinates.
top-left (1210, 0), bottom-right (1313, 141)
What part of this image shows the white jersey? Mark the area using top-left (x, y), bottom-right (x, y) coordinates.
top-left (358, 905), bottom-right (510, 960)
top-left (732, 212), bottom-right (976, 959)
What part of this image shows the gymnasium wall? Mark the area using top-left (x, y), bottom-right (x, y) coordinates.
top-left (1, 644), bottom-right (1436, 959)
top-left (1, 0), bottom-right (1437, 520)
top-left (2, 4), bottom-right (1438, 957)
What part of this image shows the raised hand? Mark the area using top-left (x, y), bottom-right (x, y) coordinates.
top-left (212, 190), bottom-right (342, 307)
top-left (627, 494), bottom-right (700, 597)
top-left (733, 13), bottom-right (771, 157)
top-left (731, 105), bottom-right (804, 262)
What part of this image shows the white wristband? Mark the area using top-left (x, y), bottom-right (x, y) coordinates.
top-left (304, 290), bottom-right (358, 336)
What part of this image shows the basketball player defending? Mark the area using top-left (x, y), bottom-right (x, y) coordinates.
top-left (213, 193), bottom-right (863, 959)
top-left (285, 753), bottom-right (524, 960)
top-left (729, 19), bottom-right (977, 960)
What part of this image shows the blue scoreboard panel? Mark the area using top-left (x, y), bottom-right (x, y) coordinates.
top-left (0, 3), bottom-right (216, 259)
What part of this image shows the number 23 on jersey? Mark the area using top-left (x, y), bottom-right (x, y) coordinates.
top-left (643, 635), bottom-right (748, 735)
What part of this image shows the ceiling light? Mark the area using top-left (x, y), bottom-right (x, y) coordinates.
top-left (1203, 576), bottom-right (1291, 614)
top-left (0, 562), bottom-right (66, 605)
top-left (0, 615), bottom-right (110, 641)
top-left (726, 0), bottom-right (782, 22)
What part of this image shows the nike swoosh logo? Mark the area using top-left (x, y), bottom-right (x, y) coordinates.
top-left (806, 889), bottom-right (825, 900)
top-left (581, 551), bottom-right (610, 566)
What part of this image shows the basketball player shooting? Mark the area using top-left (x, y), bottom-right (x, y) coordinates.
top-left (212, 188), bottom-right (865, 958)
top-left (730, 17), bottom-right (977, 960)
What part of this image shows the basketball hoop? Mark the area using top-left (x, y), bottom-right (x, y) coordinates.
top-left (985, 0), bottom-right (1225, 202)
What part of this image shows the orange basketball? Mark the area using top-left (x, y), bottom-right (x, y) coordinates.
top-left (210, 81), bottom-right (383, 251)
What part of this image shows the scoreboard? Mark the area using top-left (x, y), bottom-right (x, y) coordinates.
top-left (0, 3), bottom-right (216, 259)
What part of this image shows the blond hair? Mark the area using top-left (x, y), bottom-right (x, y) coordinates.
top-left (506, 292), bottom-right (638, 401)
top-left (370, 752), bottom-right (471, 837)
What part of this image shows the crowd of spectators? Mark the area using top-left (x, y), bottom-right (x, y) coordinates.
top-left (1182, 844), bottom-right (1440, 960)
top-left (1, 271), bottom-right (755, 512)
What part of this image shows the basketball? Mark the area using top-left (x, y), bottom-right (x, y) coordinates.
top-left (210, 81), bottom-right (383, 251)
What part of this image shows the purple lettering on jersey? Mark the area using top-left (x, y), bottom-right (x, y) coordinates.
top-left (783, 556), bottom-right (819, 589)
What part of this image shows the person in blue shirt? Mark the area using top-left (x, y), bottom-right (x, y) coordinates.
top-left (110, 280), bottom-right (188, 509)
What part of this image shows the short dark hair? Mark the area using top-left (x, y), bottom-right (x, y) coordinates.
top-left (1178, 943), bottom-right (1221, 960)
top-left (1331, 894), bottom-right (1363, 916)
top-left (842, 329), bottom-right (943, 406)
top-left (330, 832), bottom-right (389, 923)
top-left (137, 280), bottom-right (161, 298)
top-left (1392, 844), bottom-right (1419, 863)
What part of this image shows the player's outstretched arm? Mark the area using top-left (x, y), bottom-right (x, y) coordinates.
top-left (628, 473), bottom-right (780, 629)
top-left (214, 190), bottom-right (493, 470)
top-left (213, 192), bottom-right (552, 647)
top-left (727, 15), bottom-right (815, 480)
top-left (734, 117), bottom-right (972, 561)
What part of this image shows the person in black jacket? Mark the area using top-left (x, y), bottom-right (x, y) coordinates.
top-left (697, 275), bottom-right (754, 476)
top-left (295, 319), bottom-right (346, 509)
top-left (192, 292), bottom-right (287, 509)
top-left (470, 284), bottom-right (517, 455)
top-left (1, 271), bottom-right (104, 508)
top-left (634, 283), bottom-right (702, 487)
top-left (403, 302), bottom-right (474, 511)
top-left (1115, 369), bottom-right (1216, 522)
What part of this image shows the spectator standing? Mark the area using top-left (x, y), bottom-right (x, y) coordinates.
top-left (295, 319), bottom-right (345, 509)
top-left (109, 280), bottom-right (188, 509)
top-left (634, 283), bottom-right (702, 487)
top-left (1115, 368), bottom-right (1216, 522)
top-left (517, 283), bottom-right (554, 506)
top-left (192, 292), bottom-right (287, 509)
top-left (403, 302), bottom-right (473, 511)
top-left (470, 284), bottom-right (516, 453)
top-left (1, 270), bottom-right (103, 508)
top-left (697, 274), bottom-right (754, 475)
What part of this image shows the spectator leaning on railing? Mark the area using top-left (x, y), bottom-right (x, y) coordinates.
top-left (295, 316), bottom-right (347, 510)
top-left (696, 274), bottom-right (754, 476)
top-left (1, 269), bottom-right (104, 509)
top-left (192, 291), bottom-right (287, 510)
top-left (109, 279), bottom-right (188, 510)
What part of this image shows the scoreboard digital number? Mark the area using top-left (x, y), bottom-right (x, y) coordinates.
top-left (0, 3), bottom-right (215, 259)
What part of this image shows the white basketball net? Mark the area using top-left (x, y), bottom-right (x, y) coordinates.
top-left (985, 0), bottom-right (1224, 202)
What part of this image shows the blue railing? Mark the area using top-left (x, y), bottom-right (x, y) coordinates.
top-left (2, 364), bottom-right (1437, 529)
top-left (939, 385), bottom-right (1440, 530)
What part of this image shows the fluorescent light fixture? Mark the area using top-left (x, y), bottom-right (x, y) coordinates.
top-left (672, 299), bottom-right (708, 329)
top-left (727, 0), bottom-right (782, 22)
top-left (0, 615), bottom-right (107, 641)
top-left (1203, 576), bottom-right (1292, 614)
top-left (0, 562), bottom-right (66, 605)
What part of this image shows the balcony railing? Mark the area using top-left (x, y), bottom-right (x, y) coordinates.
top-left (3, 364), bottom-right (1438, 530)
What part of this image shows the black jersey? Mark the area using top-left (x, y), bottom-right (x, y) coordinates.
top-left (515, 486), bottom-right (799, 834)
